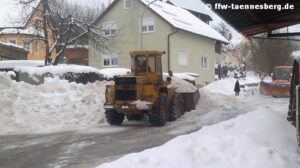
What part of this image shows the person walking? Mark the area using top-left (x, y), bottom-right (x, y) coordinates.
top-left (234, 79), bottom-right (240, 96)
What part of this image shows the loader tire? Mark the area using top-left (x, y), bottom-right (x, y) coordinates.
top-left (127, 114), bottom-right (144, 121)
top-left (168, 93), bottom-right (183, 121)
top-left (105, 109), bottom-right (124, 125)
top-left (149, 94), bottom-right (167, 126)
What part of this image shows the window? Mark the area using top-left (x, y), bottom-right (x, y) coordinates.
top-left (102, 54), bottom-right (118, 67)
top-left (148, 56), bottom-right (156, 72)
top-left (201, 56), bottom-right (209, 69)
top-left (8, 38), bottom-right (17, 45)
top-left (142, 18), bottom-right (155, 33)
top-left (124, 0), bottom-right (132, 9)
top-left (35, 19), bottom-right (43, 29)
top-left (102, 22), bottom-right (117, 36)
top-left (178, 51), bottom-right (188, 66)
top-left (34, 41), bottom-right (40, 53)
top-left (23, 39), bottom-right (31, 51)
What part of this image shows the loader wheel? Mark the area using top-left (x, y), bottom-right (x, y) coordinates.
top-left (105, 109), bottom-right (124, 125)
top-left (168, 93), bottom-right (183, 121)
top-left (127, 114), bottom-right (144, 121)
top-left (149, 94), bottom-right (167, 126)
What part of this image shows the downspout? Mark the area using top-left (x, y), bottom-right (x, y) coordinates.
top-left (167, 28), bottom-right (178, 72)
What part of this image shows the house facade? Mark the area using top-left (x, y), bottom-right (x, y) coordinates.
top-left (0, 1), bottom-right (56, 61)
top-left (89, 0), bottom-right (228, 84)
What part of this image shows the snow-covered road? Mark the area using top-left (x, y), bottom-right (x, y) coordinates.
top-left (0, 91), bottom-right (290, 168)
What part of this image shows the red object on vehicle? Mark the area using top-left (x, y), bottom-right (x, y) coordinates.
top-left (260, 66), bottom-right (292, 97)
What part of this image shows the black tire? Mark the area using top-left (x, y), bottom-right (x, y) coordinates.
top-left (105, 109), bottom-right (124, 125)
top-left (168, 93), bottom-right (183, 121)
top-left (127, 114), bottom-right (144, 121)
top-left (149, 94), bottom-right (167, 126)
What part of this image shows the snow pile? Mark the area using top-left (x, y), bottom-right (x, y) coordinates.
top-left (132, 100), bottom-right (152, 110)
top-left (96, 108), bottom-right (300, 168)
top-left (205, 73), bottom-right (261, 96)
top-left (0, 72), bottom-right (107, 135)
top-left (14, 64), bottom-right (100, 76)
top-left (242, 71), bottom-right (261, 85)
top-left (99, 68), bottom-right (131, 79)
top-left (203, 78), bottom-right (236, 95)
top-left (168, 78), bottom-right (197, 93)
top-left (0, 60), bottom-right (44, 69)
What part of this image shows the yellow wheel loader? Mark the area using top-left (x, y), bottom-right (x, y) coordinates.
top-left (103, 51), bottom-right (199, 126)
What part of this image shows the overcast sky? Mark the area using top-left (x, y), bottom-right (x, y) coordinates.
top-left (1, 0), bottom-right (300, 43)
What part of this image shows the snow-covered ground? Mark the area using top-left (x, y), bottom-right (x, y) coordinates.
top-left (96, 106), bottom-right (299, 168)
top-left (0, 72), bottom-right (108, 135)
top-left (203, 72), bottom-right (261, 96)
top-left (95, 75), bottom-right (300, 168)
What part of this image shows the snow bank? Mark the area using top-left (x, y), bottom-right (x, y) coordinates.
top-left (99, 68), bottom-right (131, 79)
top-left (96, 107), bottom-right (300, 168)
top-left (0, 72), bottom-right (107, 135)
top-left (243, 71), bottom-right (261, 85)
top-left (204, 73), bottom-right (261, 96)
top-left (203, 78), bottom-right (236, 95)
top-left (14, 64), bottom-right (100, 76)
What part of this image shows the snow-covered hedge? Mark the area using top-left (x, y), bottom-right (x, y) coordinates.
top-left (14, 64), bottom-right (103, 85)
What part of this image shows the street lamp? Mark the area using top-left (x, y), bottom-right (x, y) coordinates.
top-left (140, 0), bottom-right (158, 50)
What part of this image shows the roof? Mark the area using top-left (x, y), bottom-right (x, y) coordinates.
top-left (201, 0), bottom-right (300, 37)
top-left (0, 41), bottom-right (28, 52)
top-left (0, 27), bottom-right (44, 37)
top-left (94, 0), bottom-right (229, 43)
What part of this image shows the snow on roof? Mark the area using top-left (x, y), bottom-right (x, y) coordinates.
top-left (0, 27), bottom-right (44, 37)
top-left (168, 0), bottom-right (211, 17)
top-left (0, 41), bottom-right (27, 51)
top-left (0, 60), bottom-right (44, 69)
top-left (14, 64), bottom-right (101, 76)
top-left (141, 0), bottom-right (229, 43)
top-left (99, 68), bottom-right (131, 78)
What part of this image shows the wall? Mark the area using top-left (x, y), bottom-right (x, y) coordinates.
top-left (170, 30), bottom-right (217, 84)
top-left (89, 0), bottom-right (218, 84)
top-left (66, 48), bottom-right (89, 65)
top-left (89, 0), bottom-right (171, 72)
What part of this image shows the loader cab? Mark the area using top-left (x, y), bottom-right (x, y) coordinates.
top-left (130, 51), bottom-right (163, 84)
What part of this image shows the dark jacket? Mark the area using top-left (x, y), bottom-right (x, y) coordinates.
top-left (234, 81), bottom-right (240, 92)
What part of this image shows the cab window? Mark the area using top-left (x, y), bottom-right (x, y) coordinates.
top-left (148, 56), bottom-right (156, 72)
top-left (135, 56), bottom-right (147, 73)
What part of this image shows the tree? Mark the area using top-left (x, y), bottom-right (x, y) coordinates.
top-left (250, 32), bottom-right (300, 73)
top-left (14, 0), bottom-right (111, 66)
top-left (213, 22), bottom-right (233, 52)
